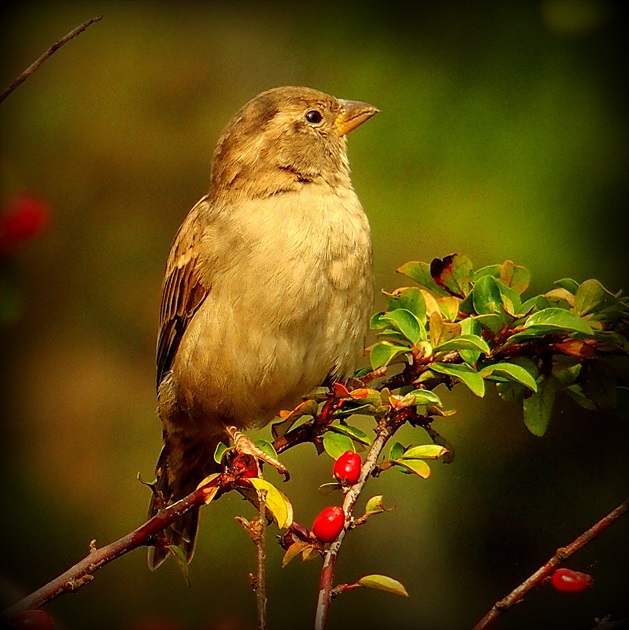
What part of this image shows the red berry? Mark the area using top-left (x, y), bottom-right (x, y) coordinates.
top-left (13, 609), bottom-right (55, 630)
top-left (312, 506), bottom-right (345, 543)
top-left (550, 568), bottom-right (594, 593)
top-left (231, 453), bottom-right (258, 478)
top-left (333, 451), bottom-right (361, 485)
top-left (0, 197), bottom-right (51, 251)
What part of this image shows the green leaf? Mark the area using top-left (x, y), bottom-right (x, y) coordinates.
top-left (365, 495), bottom-right (391, 516)
top-left (472, 274), bottom-right (504, 315)
top-left (370, 311), bottom-right (388, 330)
top-left (495, 278), bottom-right (522, 315)
top-left (168, 545), bottom-right (191, 587)
top-left (389, 441), bottom-right (405, 461)
top-left (430, 362), bottom-right (486, 397)
top-left (328, 422), bottom-right (372, 446)
top-left (475, 313), bottom-right (507, 335)
top-left (522, 376), bottom-right (558, 436)
top-left (506, 307), bottom-right (595, 345)
top-left (554, 278), bottom-right (580, 293)
top-left (385, 287), bottom-right (426, 320)
top-left (400, 389), bottom-right (443, 408)
top-left (353, 366), bottom-right (373, 379)
top-left (433, 333), bottom-right (490, 355)
top-left (213, 441), bottom-right (229, 464)
top-left (382, 308), bottom-right (426, 345)
top-left (401, 444), bottom-right (448, 460)
top-left (480, 362), bottom-right (538, 392)
top-left (357, 574), bottom-right (409, 597)
top-left (322, 432), bottom-right (355, 459)
top-left (551, 355), bottom-right (582, 386)
top-left (459, 317), bottom-right (483, 365)
top-left (525, 307), bottom-right (593, 334)
top-left (564, 384), bottom-right (598, 411)
top-left (473, 264), bottom-right (502, 281)
top-left (249, 478), bottom-right (293, 529)
top-left (369, 341), bottom-right (410, 370)
top-left (574, 278), bottom-right (619, 317)
top-left (397, 261), bottom-right (449, 296)
top-left (519, 295), bottom-right (542, 315)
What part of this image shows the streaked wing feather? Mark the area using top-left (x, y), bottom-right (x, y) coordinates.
top-left (156, 199), bottom-right (211, 388)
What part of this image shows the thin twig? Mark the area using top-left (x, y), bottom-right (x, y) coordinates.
top-left (472, 497), bottom-right (629, 630)
top-left (1, 472), bottom-right (228, 621)
top-left (314, 409), bottom-right (411, 630)
top-left (256, 490), bottom-right (268, 630)
top-left (0, 15), bottom-right (103, 104)
top-left (236, 488), bottom-right (268, 630)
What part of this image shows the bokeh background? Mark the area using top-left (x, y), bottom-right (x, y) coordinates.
top-left (1, 1), bottom-right (628, 629)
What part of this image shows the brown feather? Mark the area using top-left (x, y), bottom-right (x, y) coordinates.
top-left (156, 198), bottom-right (211, 387)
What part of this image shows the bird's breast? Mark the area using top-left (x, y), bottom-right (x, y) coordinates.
top-left (172, 185), bottom-right (373, 427)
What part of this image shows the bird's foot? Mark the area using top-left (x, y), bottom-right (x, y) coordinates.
top-left (226, 426), bottom-right (290, 481)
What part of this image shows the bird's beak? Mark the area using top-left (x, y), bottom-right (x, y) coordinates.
top-left (335, 99), bottom-right (379, 136)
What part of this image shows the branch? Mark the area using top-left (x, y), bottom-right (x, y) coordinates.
top-left (473, 497), bottom-right (629, 630)
top-left (314, 409), bottom-right (411, 630)
top-left (236, 489), bottom-right (268, 630)
top-left (1, 471), bottom-right (230, 621)
top-left (1, 389), bottom-right (342, 623)
top-left (0, 15), bottom-right (103, 104)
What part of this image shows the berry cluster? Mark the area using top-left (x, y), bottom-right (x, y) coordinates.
top-left (311, 451), bottom-right (362, 543)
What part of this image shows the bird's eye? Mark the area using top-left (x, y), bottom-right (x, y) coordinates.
top-left (305, 109), bottom-right (323, 124)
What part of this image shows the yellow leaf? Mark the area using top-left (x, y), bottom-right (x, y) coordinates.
top-left (420, 289), bottom-right (441, 317)
top-left (195, 472), bottom-right (221, 504)
top-left (200, 485), bottom-right (219, 505)
top-left (249, 478), bottom-right (293, 529)
top-left (393, 458), bottom-right (432, 478)
top-left (195, 472), bottom-right (221, 489)
top-left (357, 574), bottom-right (409, 597)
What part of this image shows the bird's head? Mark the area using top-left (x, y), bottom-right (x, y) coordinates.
top-left (209, 86), bottom-right (378, 201)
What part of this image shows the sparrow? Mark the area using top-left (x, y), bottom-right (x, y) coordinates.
top-left (147, 86), bottom-right (378, 569)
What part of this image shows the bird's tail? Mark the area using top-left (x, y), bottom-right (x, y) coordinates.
top-left (146, 443), bottom-right (219, 570)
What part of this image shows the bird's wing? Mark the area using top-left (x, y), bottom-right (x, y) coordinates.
top-left (156, 198), bottom-right (211, 388)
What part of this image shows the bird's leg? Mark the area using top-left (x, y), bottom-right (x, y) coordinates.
top-left (226, 426), bottom-right (290, 481)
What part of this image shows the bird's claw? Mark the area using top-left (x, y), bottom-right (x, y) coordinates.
top-left (226, 426), bottom-right (290, 481)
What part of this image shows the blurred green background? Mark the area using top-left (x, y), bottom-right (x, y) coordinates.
top-left (1, 1), bottom-right (628, 629)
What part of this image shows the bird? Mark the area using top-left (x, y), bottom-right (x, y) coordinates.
top-left (147, 86), bottom-right (378, 569)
